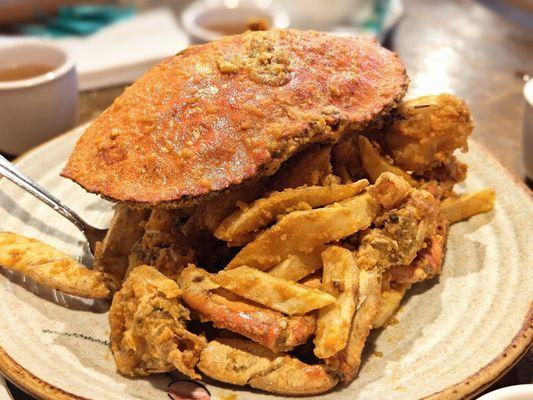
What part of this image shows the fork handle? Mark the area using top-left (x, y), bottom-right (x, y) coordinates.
top-left (0, 154), bottom-right (89, 234)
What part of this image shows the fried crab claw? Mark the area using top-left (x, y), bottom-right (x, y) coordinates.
top-left (179, 265), bottom-right (316, 353)
top-left (198, 338), bottom-right (338, 396)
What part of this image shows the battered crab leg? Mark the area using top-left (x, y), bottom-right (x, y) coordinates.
top-left (325, 269), bottom-right (382, 383)
top-left (198, 338), bottom-right (338, 395)
top-left (179, 265), bottom-right (316, 353)
top-left (325, 179), bottom-right (441, 382)
top-left (0, 232), bottom-right (111, 299)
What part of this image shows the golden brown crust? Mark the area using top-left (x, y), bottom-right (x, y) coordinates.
top-left (179, 265), bottom-right (316, 353)
top-left (384, 94), bottom-right (472, 174)
top-left (0, 232), bottom-right (111, 299)
top-left (109, 265), bottom-right (206, 379)
top-left (197, 338), bottom-right (338, 395)
top-left (61, 29), bottom-right (407, 208)
top-left (390, 221), bottom-right (448, 285)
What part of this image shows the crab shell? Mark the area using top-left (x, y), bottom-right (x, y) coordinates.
top-left (62, 29), bottom-right (407, 208)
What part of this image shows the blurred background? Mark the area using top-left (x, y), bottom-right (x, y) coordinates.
top-left (0, 0), bottom-right (532, 398)
top-left (0, 0), bottom-right (532, 179)
top-left (0, 0), bottom-right (531, 185)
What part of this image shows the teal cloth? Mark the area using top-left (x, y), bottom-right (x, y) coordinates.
top-left (361, 0), bottom-right (392, 39)
top-left (17, 5), bottom-right (136, 38)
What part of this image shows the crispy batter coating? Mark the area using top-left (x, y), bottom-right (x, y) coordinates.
top-left (389, 221), bottom-right (448, 285)
top-left (62, 30), bottom-right (407, 207)
top-left (326, 269), bottom-right (382, 383)
top-left (372, 284), bottom-right (408, 329)
top-left (198, 338), bottom-right (337, 395)
top-left (213, 265), bottom-right (336, 315)
top-left (214, 180), bottom-right (368, 242)
top-left (128, 209), bottom-right (195, 279)
top-left (314, 246), bottom-right (359, 359)
top-left (268, 246), bottom-right (326, 282)
top-left (356, 189), bottom-right (439, 271)
top-left (179, 265), bottom-right (316, 353)
top-left (267, 145), bottom-right (338, 191)
top-left (109, 265), bottom-right (206, 379)
top-left (0, 232), bottom-right (111, 299)
top-left (181, 180), bottom-right (265, 244)
top-left (440, 189), bottom-right (495, 224)
top-left (331, 134), bottom-right (365, 183)
top-left (385, 94), bottom-right (472, 174)
top-left (418, 156), bottom-right (468, 199)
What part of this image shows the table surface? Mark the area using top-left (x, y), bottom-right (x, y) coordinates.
top-left (5, 0), bottom-right (533, 398)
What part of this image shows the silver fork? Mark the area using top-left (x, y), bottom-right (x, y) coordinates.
top-left (0, 154), bottom-right (107, 263)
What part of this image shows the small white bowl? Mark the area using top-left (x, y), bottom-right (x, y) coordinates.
top-left (477, 384), bottom-right (533, 400)
top-left (0, 40), bottom-right (78, 155)
top-left (181, 0), bottom-right (290, 44)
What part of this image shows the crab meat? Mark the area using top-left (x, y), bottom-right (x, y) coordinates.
top-left (94, 204), bottom-right (150, 290)
top-left (128, 209), bottom-right (196, 279)
top-left (109, 265), bottom-right (206, 379)
top-left (356, 188), bottom-right (440, 271)
top-left (389, 221), bottom-right (448, 285)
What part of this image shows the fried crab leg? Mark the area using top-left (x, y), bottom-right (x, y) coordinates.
top-left (325, 268), bottom-right (382, 383)
top-left (198, 338), bottom-right (338, 395)
top-left (0, 232), bottom-right (111, 299)
top-left (179, 265), bottom-right (316, 353)
top-left (322, 176), bottom-right (441, 382)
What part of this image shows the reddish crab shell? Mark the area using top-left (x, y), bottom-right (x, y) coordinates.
top-left (62, 29), bottom-right (407, 208)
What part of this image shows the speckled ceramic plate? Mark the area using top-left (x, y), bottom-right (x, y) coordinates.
top-left (0, 124), bottom-right (531, 400)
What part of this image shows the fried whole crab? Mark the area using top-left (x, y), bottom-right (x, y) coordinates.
top-left (94, 90), bottom-right (492, 394)
top-left (0, 29), bottom-right (496, 397)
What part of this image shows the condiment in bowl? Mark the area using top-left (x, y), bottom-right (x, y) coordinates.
top-left (181, 0), bottom-right (290, 43)
top-left (0, 40), bottom-right (78, 155)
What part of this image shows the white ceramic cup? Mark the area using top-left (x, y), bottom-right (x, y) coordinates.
top-left (477, 384), bottom-right (533, 400)
top-left (181, 0), bottom-right (290, 44)
top-left (0, 40), bottom-right (78, 155)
